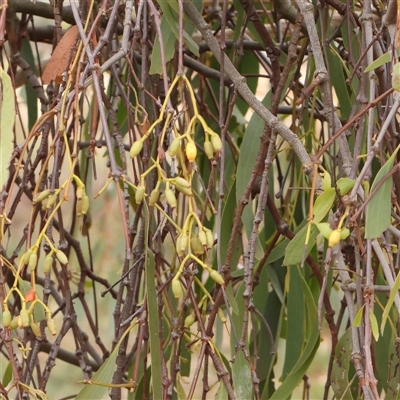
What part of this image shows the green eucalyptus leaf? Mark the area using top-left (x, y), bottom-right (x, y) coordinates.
top-left (150, 17), bottom-right (176, 75)
top-left (283, 223), bottom-right (319, 266)
top-left (313, 188), bottom-right (336, 223)
top-left (364, 51), bottom-right (392, 73)
top-left (393, 63), bottom-right (400, 91)
top-left (315, 222), bottom-right (333, 239)
top-left (337, 178), bottom-right (356, 195)
top-left (381, 270), bottom-right (400, 334)
top-left (365, 145), bottom-right (400, 239)
top-left (369, 311), bottom-right (379, 342)
top-left (353, 304), bottom-right (365, 327)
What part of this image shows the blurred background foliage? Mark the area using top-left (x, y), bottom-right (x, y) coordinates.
top-left (1, 0), bottom-right (400, 399)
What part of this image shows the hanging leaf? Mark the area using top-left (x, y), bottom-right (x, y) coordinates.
top-left (283, 223), bottom-right (319, 266)
top-left (42, 26), bottom-right (79, 84)
top-left (0, 67), bottom-right (15, 191)
top-left (313, 188), bottom-right (336, 223)
top-left (150, 17), bottom-right (177, 75)
top-left (365, 146), bottom-right (400, 238)
top-left (353, 304), bottom-right (365, 327)
top-left (380, 270), bottom-right (400, 334)
top-left (331, 328), bottom-right (354, 400)
top-left (369, 311), bottom-right (379, 342)
top-left (392, 63), bottom-right (400, 91)
top-left (336, 178), bottom-right (355, 195)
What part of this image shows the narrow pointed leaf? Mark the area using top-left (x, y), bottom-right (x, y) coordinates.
top-left (365, 146), bottom-right (400, 238)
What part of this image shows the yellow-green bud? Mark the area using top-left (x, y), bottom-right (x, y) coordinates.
top-left (28, 252), bottom-right (38, 272)
top-left (30, 320), bottom-right (41, 337)
top-left (210, 135), bottom-right (222, 152)
top-left (175, 184), bottom-right (193, 196)
top-left (149, 189), bottom-right (160, 206)
top-left (130, 140), bottom-right (143, 158)
top-left (328, 229), bottom-right (342, 248)
top-left (217, 308), bottom-right (227, 323)
top-left (198, 230), bottom-right (207, 247)
top-left (23, 249), bottom-right (33, 265)
top-left (184, 313), bottom-right (196, 328)
top-left (47, 318), bottom-right (57, 336)
top-left (44, 254), bottom-right (53, 274)
top-left (185, 141), bottom-right (197, 162)
top-left (169, 138), bottom-right (181, 157)
top-left (209, 270), bottom-right (225, 285)
top-left (20, 308), bottom-right (30, 328)
top-left (205, 230), bottom-right (214, 249)
top-left (174, 177), bottom-right (190, 188)
top-left (56, 250), bottom-right (68, 265)
top-left (204, 141), bottom-right (214, 159)
top-left (176, 236), bottom-right (184, 257)
top-left (135, 185), bottom-right (146, 204)
top-left (33, 189), bottom-right (51, 204)
top-left (46, 193), bottom-right (57, 209)
top-left (76, 186), bottom-right (84, 200)
top-left (10, 317), bottom-right (18, 330)
top-left (76, 198), bottom-right (83, 216)
top-left (81, 195), bottom-right (89, 215)
top-left (180, 233), bottom-right (188, 254)
top-left (191, 236), bottom-right (204, 255)
top-left (165, 189), bottom-right (177, 208)
top-left (2, 309), bottom-right (11, 327)
top-left (172, 279), bottom-right (183, 299)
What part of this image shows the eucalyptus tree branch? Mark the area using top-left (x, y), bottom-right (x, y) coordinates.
top-left (295, 0), bottom-right (353, 176)
top-left (182, 0), bottom-right (316, 177)
top-left (10, 0), bottom-right (74, 24)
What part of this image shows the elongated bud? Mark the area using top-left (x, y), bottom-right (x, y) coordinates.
top-left (328, 229), bottom-right (342, 248)
top-left (2, 309), bottom-right (11, 327)
top-left (56, 250), bottom-right (68, 265)
top-left (217, 308), bottom-right (227, 323)
top-left (180, 233), bottom-right (188, 253)
top-left (172, 280), bottom-right (183, 299)
top-left (176, 236), bottom-right (184, 257)
top-left (81, 195), bottom-right (89, 215)
top-left (204, 141), bottom-right (214, 159)
top-left (165, 189), bottom-right (177, 208)
top-left (175, 184), bottom-right (193, 196)
top-left (149, 189), bottom-right (160, 206)
top-left (135, 185), bottom-right (146, 204)
top-left (10, 317), bottom-right (18, 330)
top-left (191, 236), bottom-right (204, 255)
top-left (30, 320), bottom-right (41, 337)
top-left (205, 230), bottom-right (214, 249)
top-left (184, 313), bottom-right (196, 328)
top-left (198, 230), bottom-right (207, 247)
top-left (47, 318), bottom-right (57, 336)
top-left (33, 189), bottom-right (51, 204)
top-left (185, 141), bottom-right (197, 162)
top-left (210, 135), bottom-right (222, 152)
top-left (130, 140), bottom-right (143, 158)
top-left (28, 252), bottom-right (38, 272)
top-left (76, 198), bottom-right (83, 216)
top-left (20, 308), bottom-right (30, 328)
top-left (46, 193), bottom-right (57, 209)
top-left (43, 254), bottom-right (53, 274)
top-left (76, 186), bottom-right (84, 200)
top-left (174, 177), bottom-right (190, 188)
top-left (169, 138), bottom-right (181, 157)
top-left (209, 270), bottom-right (225, 285)
top-left (23, 249), bottom-right (33, 265)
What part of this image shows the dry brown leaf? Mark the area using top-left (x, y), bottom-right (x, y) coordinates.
top-left (42, 26), bottom-right (79, 84)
